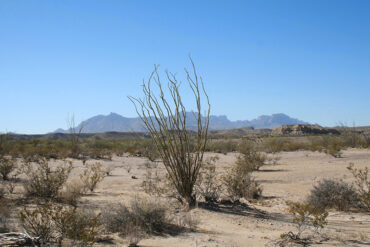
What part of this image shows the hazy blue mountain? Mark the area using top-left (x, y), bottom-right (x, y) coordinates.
top-left (55, 112), bottom-right (308, 133)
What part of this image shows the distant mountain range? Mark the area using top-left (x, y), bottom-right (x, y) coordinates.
top-left (54, 112), bottom-right (309, 133)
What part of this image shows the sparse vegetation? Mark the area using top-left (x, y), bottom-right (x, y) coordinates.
top-left (347, 163), bottom-right (370, 211)
top-left (22, 158), bottom-right (72, 200)
top-left (196, 156), bottom-right (221, 203)
top-left (58, 179), bottom-right (85, 207)
top-left (0, 156), bottom-right (16, 181)
top-left (80, 162), bottom-right (106, 192)
top-left (0, 198), bottom-right (10, 233)
top-left (206, 140), bottom-right (238, 154)
top-left (279, 201), bottom-right (328, 244)
top-left (308, 179), bottom-right (359, 211)
top-left (222, 156), bottom-right (262, 201)
top-left (19, 203), bottom-right (101, 246)
top-left (142, 168), bottom-right (178, 200)
top-left (102, 197), bottom-right (171, 246)
top-left (236, 141), bottom-right (266, 171)
top-left (310, 136), bottom-right (344, 158)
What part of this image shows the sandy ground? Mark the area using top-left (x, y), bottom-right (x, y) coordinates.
top-left (9, 149), bottom-right (370, 246)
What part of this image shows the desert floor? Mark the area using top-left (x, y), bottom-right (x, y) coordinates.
top-left (12, 149), bottom-right (370, 246)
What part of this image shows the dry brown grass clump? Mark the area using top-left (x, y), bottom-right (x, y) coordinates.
top-left (102, 197), bottom-right (172, 246)
top-left (58, 179), bottom-right (85, 207)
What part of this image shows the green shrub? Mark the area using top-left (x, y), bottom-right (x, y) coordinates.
top-left (281, 201), bottom-right (328, 240)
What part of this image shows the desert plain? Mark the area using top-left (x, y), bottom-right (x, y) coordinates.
top-left (6, 148), bottom-right (368, 247)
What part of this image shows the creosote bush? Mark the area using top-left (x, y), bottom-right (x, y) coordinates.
top-left (222, 159), bottom-right (262, 202)
top-left (347, 163), bottom-right (370, 211)
top-left (22, 157), bottom-right (72, 199)
top-left (142, 169), bottom-right (177, 199)
top-left (19, 203), bottom-right (101, 246)
top-left (80, 162), bottom-right (106, 192)
top-left (308, 179), bottom-right (359, 211)
top-left (236, 141), bottom-right (266, 171)
top-left (281, 201), bottom-right (328, 240)
top-left (196, 156), bottom-right (221, 203)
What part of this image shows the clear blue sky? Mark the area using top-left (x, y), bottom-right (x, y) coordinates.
top-left (1, 0), bottom-right (370, 134)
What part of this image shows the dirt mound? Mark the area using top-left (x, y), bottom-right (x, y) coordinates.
top-left (272, 124), bottom-right (340, 135)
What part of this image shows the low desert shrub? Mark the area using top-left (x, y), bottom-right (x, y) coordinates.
top-left (125, 140), bottom-right (159, 161)
top-left (236, 141), bottom-right (266, 171)
top-left (222, 142), bottom-right (263, 202)
top-left (222, 165), bottom-right (262, 202)
top-left (206, 140), bottom-right (238, 154)
top-left (308, 179), bottom-right (359, 211)
top-left (80, 162), bottom-right (106, 192)
top-left (102, 197), bottom-right (170, 246)
top-left (196, 156), bottom-right (221, 203)
top-left (262, 137), bottom-right (285, 153)
top-left (19, 203), bottom-right (101, 246)
top-left (347, 163), bottom-right (370, 211)
top-left (22, 158), bottom-right (72, 200)
top-left (338, 125), bottom-right (370, 148)
top-left (53, 206), bottom-right (101, 246)
top-left (309, 136), bottom-right (343, 158)
top-left (19, 204), bottom-right (55, 243)
top-left (280, 201), bottom-right (328, 241)
top-left (0, 156), bottom-right (16, 180)
top-left (141, 168), bottom-right (179, 201)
